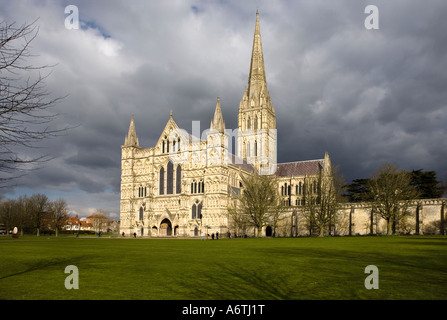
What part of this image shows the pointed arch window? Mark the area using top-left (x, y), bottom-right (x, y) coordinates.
top-left (192, 204), bottom-right (197, 219)
top-left (159, 167), bottom-right (165, 195)
top-left (254, 115), bottom-right (258, 129)
top-left (176, 165), bottom-right (182, 194)
top-left (139, 207), bottom-right (143, 221)
top-left (191, 200), bottom-right (203, 219)
top-left (198, 202), bottom-right (202, 219)
top-left (190, 179), bottom-right (204, 194)
top-left (138, 186), bottom-right (147, 198)
top-left (247, 117), bottom-right (251, 130)
top-left (167, 161), bottom-right (174, 194)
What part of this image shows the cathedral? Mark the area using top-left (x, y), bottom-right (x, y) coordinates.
top-left (119, 12), bottom-right (331, 237)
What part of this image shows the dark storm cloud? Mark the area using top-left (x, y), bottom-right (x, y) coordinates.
top-left (65, 151), bottom-right (115, 169)
top-left (1, 0), bottom-right (446, 217)
top-left (270, 0), bottom-right (447, 182)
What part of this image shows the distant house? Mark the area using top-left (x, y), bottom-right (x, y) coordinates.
top-left (64, 214), bottom-right (119, 233)
top-left (79, 217), bottom-right (93, 231)
top-left (64, 215), bottom-right (80, 231)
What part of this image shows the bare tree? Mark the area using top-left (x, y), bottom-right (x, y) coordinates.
top-left (0, 198), bottom-right (15, 234)
top-left (227, 173), bottom-right (285, 237)
top-left (0, 194), bottom-right (73, 236)
top-left (368, 164), bottom-right (420, 235)
top-left (227, 193), bottom-right (250, 237)
top-left (0, 20), bottom-right (67, 183)
top-left (91, 209), bottom-right (110, 233)
top-left (27, 193), bottom-right (50, 236)
top-left (300, 165), bottom-right (346, 237)
top-left (1, 195), bottom-right (35, 235)
top-left (49, 198), bottom-right (69, 237)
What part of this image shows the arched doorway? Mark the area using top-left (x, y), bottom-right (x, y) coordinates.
top-left (194, 227), bottom-right (199, 237)
top-left (265, 226), bottom-right (272, 237)
top-left (160, 218), bottom-right (172, 236)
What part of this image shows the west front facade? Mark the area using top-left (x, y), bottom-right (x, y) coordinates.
top-left (119, 12), bottom-right (331, 237)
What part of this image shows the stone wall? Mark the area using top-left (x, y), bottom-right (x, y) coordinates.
top-left (274, 198), bottom-right (446, 237)
top-left (345, 198), bottom-right (446, 236)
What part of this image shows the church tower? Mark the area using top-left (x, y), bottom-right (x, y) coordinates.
top-left (237, 11), bottom-right (277, 174)
top-left (120, 114), bottom-right (142, 236)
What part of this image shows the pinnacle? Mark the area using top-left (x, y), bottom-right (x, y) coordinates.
top-left (124, 113), bottom-right (140, 147)
top-left (210, 96), bottom-right (225, 133)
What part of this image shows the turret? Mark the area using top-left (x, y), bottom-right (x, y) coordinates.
top-left (124, 114), bottom-right (140, 148)
top-left (210, 97), bottom-right (225, 133)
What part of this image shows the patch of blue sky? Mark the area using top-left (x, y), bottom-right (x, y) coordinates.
top-left (80, 19), bottom-right (111, 39)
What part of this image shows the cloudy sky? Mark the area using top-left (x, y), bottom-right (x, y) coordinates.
top-left (1, 0), bottom-right (446, 218)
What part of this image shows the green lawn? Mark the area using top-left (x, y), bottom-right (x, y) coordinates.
top-left (0, 235), bottom-right (446, 300)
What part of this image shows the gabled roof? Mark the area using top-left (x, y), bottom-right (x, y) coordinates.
top-left (65, 216), bottom-right (80, 225)
top-left (274, 159), bottom-right (324, 177)
top-left (155, 111), bottom-right (190, 147)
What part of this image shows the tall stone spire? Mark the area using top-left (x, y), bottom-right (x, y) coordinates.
top-left (247, 10), bottom-right (268, 101)
top-left (210, 96), bottom-right (225, 133)
top-left (237, 11), bottom-right (277, 174)
top-left (124, 114), bottom-right (140, 147)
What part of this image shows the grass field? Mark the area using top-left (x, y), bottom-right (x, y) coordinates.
top-left (0, 235), bottom-right (446, 300)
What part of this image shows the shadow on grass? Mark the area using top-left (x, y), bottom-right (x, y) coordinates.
top-left (0, 255), bottom-right (91, 281)
top-left (171, 263), bottom-right (294, 300)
